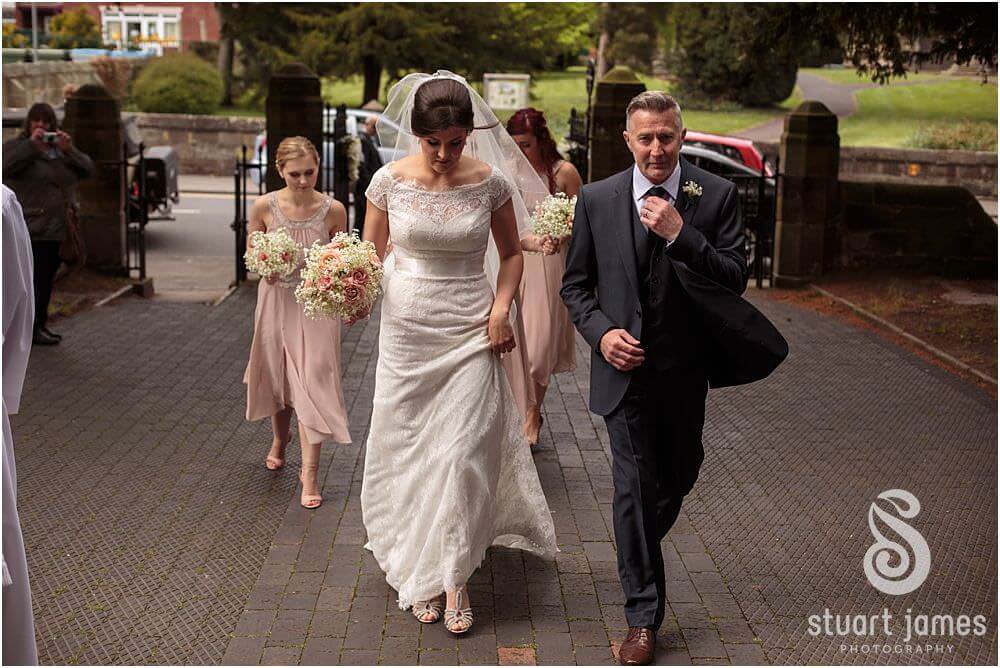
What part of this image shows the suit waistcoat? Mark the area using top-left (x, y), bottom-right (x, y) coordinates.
top-left (630, 195), bottom-right (700, 370)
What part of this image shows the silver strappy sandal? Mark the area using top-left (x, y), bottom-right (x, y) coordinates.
top-left (444, 588), bottom-right (473, 635)
top-left (412, 597), bottom-right (444, 624)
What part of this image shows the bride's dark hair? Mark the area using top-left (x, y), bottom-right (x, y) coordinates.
top-left (411, 78), bottom-right (475, 136)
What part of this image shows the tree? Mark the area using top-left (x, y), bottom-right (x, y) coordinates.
top-left (47, 8), bottom-right (103, 49)
top-left (216, 3), bottom-right (597, 107)
top-left (598, 3), bottom-right (670, 73)
top-left (822, 2), bottom-right (997, 83)
top-left (670, 4), bottom-right (798, 107)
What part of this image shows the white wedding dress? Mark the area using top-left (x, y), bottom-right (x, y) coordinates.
top-left (361, 164), bottom-right (558, 609)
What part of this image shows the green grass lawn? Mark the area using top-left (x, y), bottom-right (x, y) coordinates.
top-left (319, 67), bottom-right (793, 144)
top-left (838, 79), bottom-right (998, 148)
top-left (800, 66), bottom-right (954, 86)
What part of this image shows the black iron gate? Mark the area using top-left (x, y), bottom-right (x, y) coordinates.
top-left (122, 141), bottom-right (148, 280)
top-left (322, 103), bottom-right (351, 210)
top-left (565, 58), bottom-right (597, 179)
top-left (231, 145), bottom-right (266, 287)
top-left (725, 159), bottom-right (779, 289)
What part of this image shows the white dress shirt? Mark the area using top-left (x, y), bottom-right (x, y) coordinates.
top-left (632, 162), bottom-right (681, 247)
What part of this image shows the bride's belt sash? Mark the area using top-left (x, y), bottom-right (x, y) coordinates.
top-left (393, 252), bottom-right (484, 278)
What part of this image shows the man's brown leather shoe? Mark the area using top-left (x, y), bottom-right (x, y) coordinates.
top-left (619, 626), bottom-right (655, 665)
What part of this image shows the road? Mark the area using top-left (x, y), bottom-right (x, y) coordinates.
top-left (144, 191), bottom-right (236, 301)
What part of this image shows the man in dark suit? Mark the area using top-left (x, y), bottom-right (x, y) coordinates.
top-left (354, 112), bottom-right (384, 236)
top-left (561, 92), bottom-right (787, 665)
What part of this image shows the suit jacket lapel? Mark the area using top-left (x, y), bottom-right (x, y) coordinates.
top-left (612, 169), bottom-right (640, 295)
top-left (676, 158), bottom-right (701, 231)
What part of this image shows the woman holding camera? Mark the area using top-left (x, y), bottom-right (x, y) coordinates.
top-left (2, 102), bottom-right (94, 346)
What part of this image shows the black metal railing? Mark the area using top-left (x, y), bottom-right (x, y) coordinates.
top-left (724, 157), bottom-right (779, 289)
top-left (123, 142), bottom-right (148, 280)
top-left (322, 103), bottom-right (350, 211)
top-left (231, 144), bottom-right (266, 287)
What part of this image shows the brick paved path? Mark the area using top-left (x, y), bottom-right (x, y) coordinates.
top-left (11, 285), bottom-right (996, 665)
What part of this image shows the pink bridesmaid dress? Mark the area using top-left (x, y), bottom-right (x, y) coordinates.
top-left (243, 192), bottom-right (351, 445)
top-left (520, 161), bottom-right (577, 391)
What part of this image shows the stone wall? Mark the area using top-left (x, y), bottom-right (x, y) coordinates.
top-left (2, 61), bottom-right (100, 109)
top-left (129, 112), bottom-right (264, 175)
top-left (757, 142), bottom-right (997, 197)
top-left (836, 180), bottom-right (997, 277)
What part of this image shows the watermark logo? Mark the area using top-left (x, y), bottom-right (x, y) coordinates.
top-left (807, 488), bottom-right (988, 654)
top-left (863, 489), bottom-right (931, 595)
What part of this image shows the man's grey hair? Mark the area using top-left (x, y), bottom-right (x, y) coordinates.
top-left (625, 91), bottom-right (683, 131)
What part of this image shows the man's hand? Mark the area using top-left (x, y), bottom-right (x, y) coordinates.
top-left (640, 196), bottom-right (683, 243)
top-left (599, 328), bottom-right (644, 372)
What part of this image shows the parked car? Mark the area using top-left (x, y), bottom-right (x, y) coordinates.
top-left (680, 143), bottom-right (775, 273)
top-left (684, 130), bottom-right (772, 175)
top-left (251, 108), bottom-right (404, 186)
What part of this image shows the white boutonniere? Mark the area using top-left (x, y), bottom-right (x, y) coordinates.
top-left (682, 180), bottom-right (703, 200)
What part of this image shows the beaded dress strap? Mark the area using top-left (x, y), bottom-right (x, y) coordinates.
top-left (268, 192), bottom-right (333, 230)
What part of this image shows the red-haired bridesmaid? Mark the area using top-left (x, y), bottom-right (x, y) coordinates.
top-left (506, 108), bottom-right (582, 445)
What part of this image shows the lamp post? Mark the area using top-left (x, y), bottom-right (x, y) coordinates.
top-left (30, 2), bottom-right (38, 51)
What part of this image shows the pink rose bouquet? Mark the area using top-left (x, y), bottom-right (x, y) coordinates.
top-left (294, 232), bottom-right (383, 323)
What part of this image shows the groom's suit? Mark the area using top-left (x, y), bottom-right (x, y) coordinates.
top-left (561, 158), bottom-right (787, 629)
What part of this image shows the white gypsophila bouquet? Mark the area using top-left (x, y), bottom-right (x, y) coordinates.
top-left (530, 192), bottom-right (577, 239)
top-left (339, 135), bottom-right (362, 184)
top-left (244, 229), bottom-right (301, 279)
top-left (294, 232), bottom-right (383, 324)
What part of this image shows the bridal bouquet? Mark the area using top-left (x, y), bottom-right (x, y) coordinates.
top-left (244, 229), bottom-right (301, 279)
top-left (294, 232), bottom-right (383, 324)
top-left (530, 192), bottom-right (577, 239)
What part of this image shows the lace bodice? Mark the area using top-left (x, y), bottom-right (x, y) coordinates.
top-left (365, 164), bottom-right (513, 262)
top-left (265, 192), bottom-right (333, 287)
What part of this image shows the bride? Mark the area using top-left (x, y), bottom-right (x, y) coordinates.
top-left (360, 71), bottom-right (558, 635)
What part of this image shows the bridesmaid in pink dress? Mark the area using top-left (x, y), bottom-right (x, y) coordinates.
top-left (243, 137), bottom-right (351, 509)
top-left (507, 109), bottom-right (583, 445)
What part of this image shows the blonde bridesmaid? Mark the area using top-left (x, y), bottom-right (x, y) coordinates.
top-left (507, 108), bottom-right (582, 445)
top-left (243, 137), bottom-right (351, 509)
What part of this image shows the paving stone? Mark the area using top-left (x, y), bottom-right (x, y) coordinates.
top-left (234, 609), bottom-right (276, 636)
top-left (301, 637), bottom-right (343, 666)
top-left (14, 284), bottom-right (997, 667)
top-left (261, 646), bottom-right (302, 665)
top-left (497, 646), bottom-right (536, 665)
top-left (418, 648), bottom-right (459, 665)
top-left (380, 635), bottom-right (418, 664)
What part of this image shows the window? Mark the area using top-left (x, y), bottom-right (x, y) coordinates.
top-left (100, 6), bottom-right (182, 54)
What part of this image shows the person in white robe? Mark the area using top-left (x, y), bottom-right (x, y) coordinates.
top-left (3, 184), bottom-right (39, 665)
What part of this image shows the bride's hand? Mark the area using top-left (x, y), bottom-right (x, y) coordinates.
top-left (488, 308), bottom-right (515, 355)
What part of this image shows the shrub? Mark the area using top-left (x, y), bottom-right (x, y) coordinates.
top-left (905, 121), bottom-right (997, 152)
top-left (47, 8), bottom-right (103, 49)
top-left (188, 40), bottom-right (220, 65)
top-left (133, 53), bottom-right (223, 115)
top-left (2, 24), bottom-right (28, 48)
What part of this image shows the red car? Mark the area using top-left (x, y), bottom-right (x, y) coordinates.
top-left (684, 131), bottom-right (772, 175)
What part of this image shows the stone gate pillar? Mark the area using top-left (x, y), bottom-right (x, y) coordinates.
top-left (588, 66), bottom-right (646, 183)
top-left (62, 83), bottom-right (126, 274)
top-left (266, 63), bottom-right (323, 193)
top-left (773, 101), bottom-right (840, 286)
